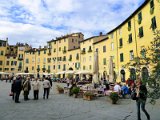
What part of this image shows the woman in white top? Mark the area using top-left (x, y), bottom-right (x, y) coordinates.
top-left (32, 78), bottom-right (40, 100)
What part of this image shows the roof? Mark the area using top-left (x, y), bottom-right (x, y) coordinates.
top-left (80, 35), bottom-right (107, 43)
top-left (47, 32), bottom-right (84, 43)
top-left (107, 0), bottom-right (149, 34)
top-left (93, 37), bottom-right (109, 45)
top-left (68, 47), bottom-right (80, 51)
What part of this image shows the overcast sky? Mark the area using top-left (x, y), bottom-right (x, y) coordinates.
top-left (0, 0), bottom-right (145, 47)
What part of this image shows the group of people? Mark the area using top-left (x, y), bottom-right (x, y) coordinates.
top-left (11, 75), bottom-right (52, 103)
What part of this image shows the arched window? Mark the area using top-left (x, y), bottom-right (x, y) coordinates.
top-left (120, 70), bottom-right (125, 82)
top-left (130, 68), bottom-right (136, 80)
top-left (142, 67), bottom-right (149, 81)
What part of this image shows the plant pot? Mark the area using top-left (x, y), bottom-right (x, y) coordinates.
top-left (73, 94), bottom-right (78, 98)
top-left (111, 100), bottom-right (117, 104)
top-left (83, 95), bottom-right (93, 101)
top-left (58, 90), bottom-right (64, 94)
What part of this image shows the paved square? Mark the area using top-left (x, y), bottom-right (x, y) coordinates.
top-left (0, 81), bottom-right (159, 120)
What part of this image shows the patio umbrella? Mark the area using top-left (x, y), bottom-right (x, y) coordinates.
top-left (108, 56), bottom-right (114, 82)
top-left (65, 70), bottom-right (75, 74)
top-left (55, 71), bottom-right (66, 75)
top-left (92, 51), bottom-right (99, 84)
top-left (74, 70), bottom-right (92, 75)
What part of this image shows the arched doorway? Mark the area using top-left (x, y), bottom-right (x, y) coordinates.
top-left (120, 70), bottom-right (125, 82)
top-left (130, 68), bottom-right (136, 81)
top-left (142, 67), bottom-right (149, 82)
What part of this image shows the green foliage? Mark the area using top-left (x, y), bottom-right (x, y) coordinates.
top-left (71, 87), bottom-right (80, 94)
top-left (109, 92), bottom-right (119, 103)
top-left (125, 30), bottom-right (160, 104)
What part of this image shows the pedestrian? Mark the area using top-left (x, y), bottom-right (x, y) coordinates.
top-left (22, 77), bottom-right (31, 101)
top-left (11, 77), bottom-right (16, 100)
top-left (114, 82), bottom-right (121, 95)
top-left (43, 78), bottom-right (51, 99)
top-left (14, 75), bottom-right (22, 103)
top-left (47, 75), bottom-right (52, 87)
top-left (134, 78), bottom-right (150, 120)
top-left (32, 78), bottom-right (40, 100)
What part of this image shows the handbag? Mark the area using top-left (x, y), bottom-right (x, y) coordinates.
top-left (131, 90), bottom-right (137, 100)
top-left (9, 92), bottom-right (13, 96)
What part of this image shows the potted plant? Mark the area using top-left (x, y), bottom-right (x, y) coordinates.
top-left (56, 85), bottom-right (64, 94)
top-left (71, 87), bottom-right (80, 98)
top-left (109, 92), bottom-right (119, 104)
top-left (83, 91), bottom-right (95, 101)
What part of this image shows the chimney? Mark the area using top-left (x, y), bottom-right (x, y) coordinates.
top-left (99, 32), bottom-right (103, 36)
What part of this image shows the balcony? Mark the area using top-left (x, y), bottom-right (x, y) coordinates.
top-left (63, 50), bottom-right (67, 54)
top-left (81, 50), bottom-right (86, 54)
top-left (42, 68), bottom-right (46, 72)
top-left (88, 49), bottom-right (92, 53)
top-left (18, 57), bottom-right (23, 60)
top-left (48, 52), bottom-right (51, 56)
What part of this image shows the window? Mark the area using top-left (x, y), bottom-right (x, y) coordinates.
top-left (96, 48), bottom-right (98, 52)
top-left (53, 65), bottom-right (55, 70)
top-left (59, 47), bottom-right (61, 51)
top-left (88, 46), bottom-right (92, 52)
top-left (63, 56), bottom-right (66, 61)
top-left (26, 59), bottom-right (29, 63)
top-left (0, 51), bottom-right (3, 55)
top-left (130, 50), bottom-right (134, 60)
top-left (151, 16), bottom-right (157, 31)
top-left (103, 58), bottom-right (106, 65)
top-left (76, 54), bottom-right (79, 60)
top-left (150, 0), bottom-right (154, 14)
top-left (58, 65), bottom-right (60, 69)
top-left (72, 39), bottom-right (74, 42)
top-left (128, 34), bottom-right (132, 43)
top-left (138, 12), bottom-right (142, 24)
top-left (128, 21), bottom-right (131, 31)
top-left (43, 58), bottom-right (46, 63)
top-left (83, 66), bottom-right (85, 70)
top-left (89, 65), bottom-right (92, 70)
top-left (119, 38), bottom-right (123, 47)
top-left (0, 61), bottom-right (2, 65)
top-left (38, 51), bottom-right (40, 55)
top-left (44, 50), bottom-right (46, 54)
top-left (139, 27), bottom-right (144, 38)
top-left (111, 42), bottom-right (114, 50)
top-left (140, 48), bottom-right (146, 58)
top-left (103, 46), bottom-right (106, 52)
top-left (120, 53), bottom-right (124, 62)
top-left (32, 66), bottom-right (34, 70)
top-left (150, 0), bottom-right (154, 9)
top-left (6, 61), bottom-right (9, 65)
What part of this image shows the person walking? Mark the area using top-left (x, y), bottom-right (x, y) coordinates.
top-left (14, 76), bottom-right (22, 103)
top-left (43, 78), bottom-right (51, 99)
top-left (11, 77), bottom-right (16, 100)
top-left (23, 77), bottom-right (31, 101)
top-left (32, 78), bottom-right (40, 100)
top-left (135, 78), bottom-right (150, 120)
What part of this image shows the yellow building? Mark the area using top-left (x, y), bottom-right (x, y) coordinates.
top-left (80, 34), bottom-right (108, 72)
top-left (0, 39), bottom-right (7, 72)
top-left (104, 0), bottom-right (160, 82)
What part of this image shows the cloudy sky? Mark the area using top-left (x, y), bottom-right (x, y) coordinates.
top-left (0, 0), bottom-right (145, 47)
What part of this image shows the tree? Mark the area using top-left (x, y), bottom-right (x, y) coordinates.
top-left (125, 30), bottom-right (160, 104)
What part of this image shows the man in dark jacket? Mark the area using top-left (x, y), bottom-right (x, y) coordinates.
top-left (14, 76), bottom-right (22, 103)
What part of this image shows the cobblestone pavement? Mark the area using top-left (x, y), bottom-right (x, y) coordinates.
top-left (0, 81), bottom-right (159, 120)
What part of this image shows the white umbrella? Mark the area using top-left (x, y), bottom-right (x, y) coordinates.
top-left (55, 71), bottom-right (66, 75)
top-left (109, 56), bottom-right (114, 82)
top-left (75, 70), bottom-right (92, 75)
top-left (92, 51), bottom-right (99, 83)
top-left (65, 70), bottom-right (75, 74)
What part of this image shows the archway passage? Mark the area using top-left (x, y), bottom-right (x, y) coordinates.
top-left (142, 67), bottom-right (149, 82)
top-left (69, 67), bottom-right (73, 70)
top-left (120, 70), bottom-right (125, 82)
top-left (130, 68), bottom-right (136, 81)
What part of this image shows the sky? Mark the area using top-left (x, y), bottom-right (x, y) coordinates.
top-left (0, 0), bottom-right (145, 48)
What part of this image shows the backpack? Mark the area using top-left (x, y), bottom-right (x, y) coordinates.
top-left (131, 90), bottom-right (137, 100)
